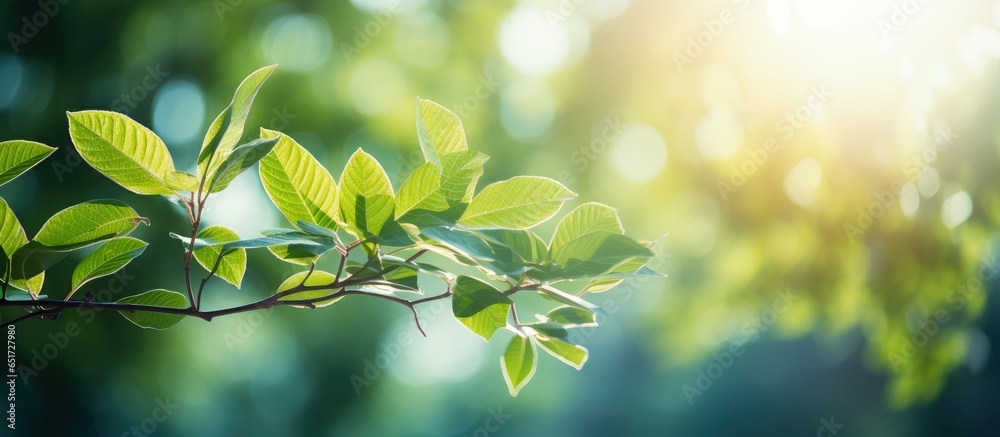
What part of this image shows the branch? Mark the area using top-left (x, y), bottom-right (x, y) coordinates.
top-left (0, 273), bottom-right (460, 333)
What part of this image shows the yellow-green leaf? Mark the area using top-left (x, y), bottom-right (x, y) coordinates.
top-left (259, 129), bottom-right (339, 229)
top-left (501, 333), bottom-right (537, 396)
top-left (459, 176), bottom-right (576, 230)
top-left (339, 149), bottom-right (394, 239)
top-left (69, 237), bottom-right (147, 297)
top-left (116, 289), bottom-right (188, 329)
top-left (192, 225), bottom-right (246, 288)
top-left (0, 140), bottom-right (55, 187)
top-left (67, 111), bottom-right (176, 195)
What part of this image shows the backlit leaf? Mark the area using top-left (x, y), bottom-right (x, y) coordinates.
top-left (67, 111), bottom-right (176, 195)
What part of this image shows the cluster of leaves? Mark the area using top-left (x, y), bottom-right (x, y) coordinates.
top-left (0, 65), bottom-right (662, 396)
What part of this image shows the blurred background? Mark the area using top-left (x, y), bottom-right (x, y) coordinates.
top-left (2, 0), bottom-right (1000, 435)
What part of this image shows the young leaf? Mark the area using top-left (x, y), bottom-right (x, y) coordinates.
top-left (207, 137), bottom-right (278, 193)
top-left (395, 151), bottom-right (488, 225)
top-left (452, 276), bottom-right (511, 341)
top-left (501, 333), bottom-right (537, 396)
top-left (0, 140), bottom-right (56, 186)
top-left (416, 98), bottom-right (468, 165)
top-left (67, 111), bottom-right (176, 195)
top-left (477, 230), bottom-right (548, 265)
top-left (116, 289), bottom-right (188, 329)
top-left (339, 149), bottom-right (395, 239)
top-left (198, 65), bottom-right (277, 180)
top-left (419, 227), bottom-right (528, 277)
top-left (0, 198), bottom-right (42, 293)
top-left (259, 129), bottom-right (340, 230)
top-left (11, 200), bottom-right (145, 284)
top-left (582, 257), bottom-right (658, 294)
top-left (531, 332), bottom-right (588, 370)
top-left (345, 262), bottom-right (420, 293)
top-left (276, 270), bottom-right (341, 307)
top-left (192, 225), bottom-right (247, 288)
top-left (167, 229), bottom-right (333, 252)
top-left (32, 199), bottom-right (146, 250)
top-left (550, 202), bottom-right (623, 249)
top-left (69, 237), bottom-right (148, 297)
top-left (545, 305), bottom-right (598, 327)
top-left (458, 176), bottom-right (576, 230)
top-left (166, 171), bottom-right (199, 192)
top-left (538, 285), bottom-right (607, 316)
top-left (552, 232), bottom-right (652, 278)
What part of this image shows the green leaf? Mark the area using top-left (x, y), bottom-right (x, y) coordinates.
top-left (531, 331), bottom-right (588, 370)
top-left (339, 149), bottom-right (395, 239)
top-left (168, 229), bottom-right (333, 252)
top-left (538, 285), bottom-right (607, 316)
top-left (550, 202), bottom-right (623, 249)
top-left (459, 176), bottom-right (576, 230)
top-left (380, 255), bottom-right (454, 280)
top-left (198, 65), bottom-right (277, 180)
top-left (345, 262), bottom-right (420, 293)
top-left (545, 305), bottom-right (598, 327)
top-left (552, 232), bottom-right (653, 278)
top-left (116, 289), bottom-right (188, 329)
top-left (395, 151), bottom-right (488, 225)
top-left (192, 225), bottom-right (247, 288)
top-left (0, 198), bottom-right (42, 293)
top-left (419, 227), bottom-right (528, 277)
top-left (582, 257), bottom-right (660, 293)
top-left (259, 129), bottom-right (340, 230)
top-left (10, 200), bottom-right (145, 284)
top-left (33, 199), bottom-right (146, 250)
top-left (452, 276), bottom-right (511, 341)
top-left (416, 98), bottom-right (468, 165)
top-left (69, 237), bottom-right (147, 296)
top-left (0, 140), bottom-right (55, 187)
top-left (478, 230), bottom-right (548, 265)
top-left (501, 333), bottom-right (537, 396)
top-left (260, 228), bottom-right (338, 265)
top-left (166, 171), bottom-right (199, 192)
top-left (207, 137), bottom-right (278, 193)
top-left (67, 111), bottom-right (176, 195)
top-left (276, 270), bottom-right (341, 307)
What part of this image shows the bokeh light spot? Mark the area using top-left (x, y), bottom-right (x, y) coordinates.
top-left (610, 124), bottom-right (668, 184)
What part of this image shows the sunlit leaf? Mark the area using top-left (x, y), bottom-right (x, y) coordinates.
top-left (116, 289), bottom-right (188, 329)
top-left (69, 237), bottom-right (147, 296)
top-left (416, 98), bottom-right (468, 165)
top-left (0, 198), bottom-right (42, 293)
top-left (420, 227), bottom-right (527, 277)
top-left (550, 202), bottom-right (623, 249)
top-left (192, 225), bottom-right (247, 288)
top-left (477, 230), bottom-right (548, 265)
top-left (501, 333), bottom-right (537, 396)
top-left (276, 270), bottom-right (341, 307)
top-left (339, 149), bottom-right (395, 239)
top-left (452, 276), bottom-right (511, 341)
top-left (198, 65), bottom-right (277, 181)
top-left (67, 111), bottom-right (176, 195)
top-left (207, 137), bottom-right (278, 193)
top-left (32, 199), bottom-right (146, 250)
top-left (459, 176), bottom-right (576, 230)
top-left (166, 171), bottom-right (199, 192)
top-left (530, 330), bottom-right (588, 370)
top-left (259, 129), bottom-right (340, 229)
top-left (545, 305), bottom-right (598, 327)
top-left (395, 151), bottom-right (488, 225)
top-left (0, 140), bottom-right (55, 187)
top-left (552, 232), bottom-right (652, 279)
top-left (538, 285), bottom-right (607, 316)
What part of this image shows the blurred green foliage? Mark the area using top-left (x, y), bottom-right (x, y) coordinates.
top-left (1, 0), bottom-right (999, 435)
